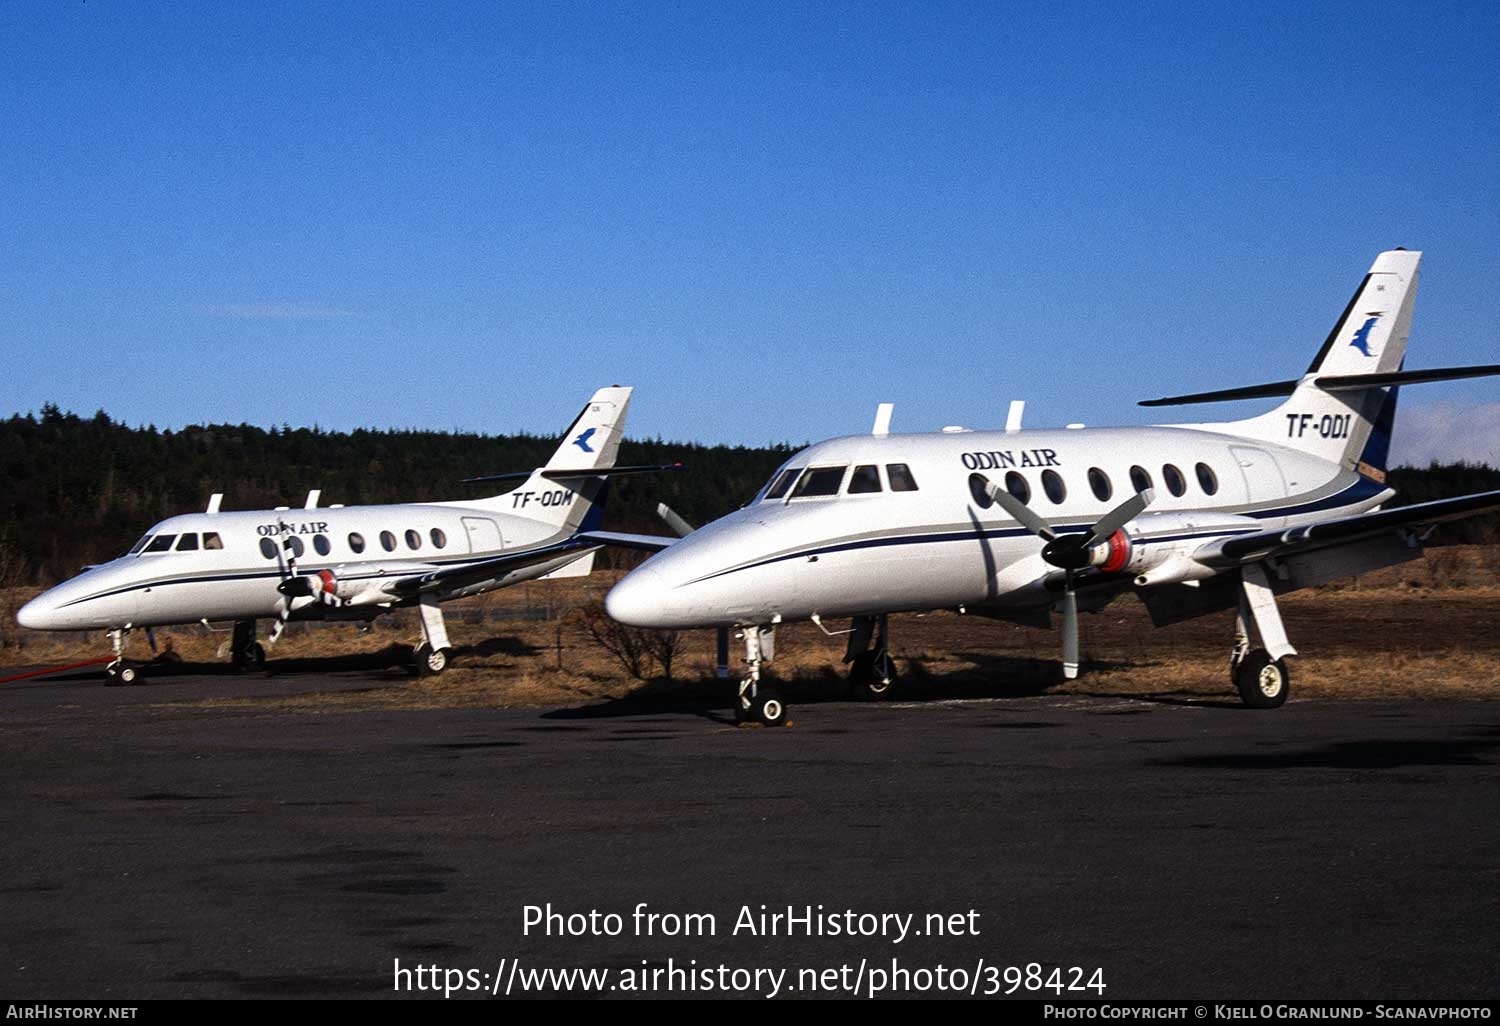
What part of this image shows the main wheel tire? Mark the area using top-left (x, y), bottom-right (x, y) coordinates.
top-left (105, 664), bottom-right (123, 687)
top-left (418, 644), bottom-right (449, 675)
top-left (851, 652), bottom-right (896, 701)
top-left (754, 686), bottom-right (787, 727)
top-left (232, 642), bottom-right (267, 672)
top-left (119, 664), bottom-right (140, 685)
top-left (1234, 649), bottom-right (1289, 708)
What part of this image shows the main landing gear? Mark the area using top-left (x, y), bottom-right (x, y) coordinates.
top-left (229, 620), bottom-right (267, 672)
top-left (733, 625), bottom-right (786, 726)
top-left (1228, 563), bottom-right (1293, 708)
top-left (409, 595), bottom-right (453, 676)
top-left (844, 613), bottom-right (896, 700)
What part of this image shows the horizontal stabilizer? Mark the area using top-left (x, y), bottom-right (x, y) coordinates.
top-left (579, 530), bottom-right (677, 553)
top-left (1139, 380), bottom-right (1300, 407)
top-left (1141, 364), bottom-right (1500, 407)
top-left (464, 462), bottom-right (683, 486)
top-left (1316, 364), bottom-right (1500, 392)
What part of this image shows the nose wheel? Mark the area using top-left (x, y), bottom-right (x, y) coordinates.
top-left (733, 625), bottom-right (788, 726)
top-left (103, 628), bottom-right (142, 685)
top-left (105, 660), bottom-right (140, 686)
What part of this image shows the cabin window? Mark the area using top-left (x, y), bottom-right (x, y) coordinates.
top-left (431, 528), bottom-right (447, 549)
top-left (1196, 462), bottom-right (1219, 495)
top-left (175, 533), bottom-right (199, 551)
top-left (887, 464), bottom-right (919, 492)
top-left (847, 465), bottom-right (882, 494)
top-left (763, 468), bottom-right (801, 501)
top-left (380, 531), bottom-right (397, 552)
top-left (1005, 471), bottom-right (1031, 505)
top-left (313, 535), bottom-right (331, 557)
top-left (203, 532), bottom-right (223, 550)
top-left (286, 536), bottom-right (305, 558)
top-left (404, 529), bottom-right (422, 550)
top-left (1088, 467), bottom-right (1113, 502)
top-left (1129, 465), bottom-right (1153, 494)
top-left (790, 466), bottom-right (846, 498)
top-left (144, 534), bottom-right (177, 553)
top-left (348, 532), bottom-right (366, 554)
top-left (259, 538), bottom-right (277, 559)
top-left (968, 472), bottom-right (994, 509)
top-left (127, 534), bottom-right (152, 555)
top-left (1163, 463), bottom-right (1187, 497)
top-left (1041, 469), bottom-right (1067, 505)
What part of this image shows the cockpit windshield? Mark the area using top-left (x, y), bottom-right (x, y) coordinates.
top-left (142, 534), bottom-right (177, 553)
top-left (789, 466), bottom-right (847, 498)
top-left (762, 467), bottom-right (802, 501)
top-left (126, 534), bottom-right (153, 556)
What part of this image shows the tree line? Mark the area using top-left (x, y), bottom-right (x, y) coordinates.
top-left (2, 404), bottom-right (1497, 586)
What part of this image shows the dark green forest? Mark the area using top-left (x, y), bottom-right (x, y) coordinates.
top-left (3, 404), bottom-right (1498, 586)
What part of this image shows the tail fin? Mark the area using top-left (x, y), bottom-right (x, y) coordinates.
top-left (1210, 249), bottom-right (1421, 475)
top-left (470, 386), bottom-right (633, 530)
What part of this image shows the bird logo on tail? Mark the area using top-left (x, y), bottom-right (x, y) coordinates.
top-left (572, 428), bottom-right (597, 453)
top-left (1349, 315), bottom-right (1381, 358)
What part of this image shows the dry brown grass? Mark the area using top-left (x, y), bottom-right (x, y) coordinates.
top-left (4, 547), bottom-right (1500, 711)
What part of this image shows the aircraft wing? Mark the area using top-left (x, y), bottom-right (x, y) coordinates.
top-left (1195, 489), bottom-right (1500, 566)
top-left (578, 530), bottom-right (677, 552)
top-left (387, 538), bottom-right (602, 596)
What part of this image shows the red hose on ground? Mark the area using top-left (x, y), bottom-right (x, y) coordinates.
top-left (0, 656), bottom-right (115, 684)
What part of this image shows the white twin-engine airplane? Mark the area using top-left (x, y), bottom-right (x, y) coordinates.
top-left (606, 249), bottom-right (1500, 725)
top-left (17, 386), bottom-right (661, 684)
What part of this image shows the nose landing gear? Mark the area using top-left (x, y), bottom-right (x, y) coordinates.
top-left (733, 625), bottom-right (787, 726)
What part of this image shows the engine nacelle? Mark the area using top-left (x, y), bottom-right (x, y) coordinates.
top-left (1101, 511), bottom-right (1261, 587)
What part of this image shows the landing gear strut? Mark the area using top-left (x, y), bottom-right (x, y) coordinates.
top-left (844, 613), bottom-right (896, 700)
top-left (104, 627), bottom-right (140, 686)
top-left (734, 625), bottom-right (785, 726)
top-left (411, 595), bottom-right (453, 676)
top-left (230, 619), bottom-right (266, 672)
top-left (1229, 563), bottom-right (1293, 708)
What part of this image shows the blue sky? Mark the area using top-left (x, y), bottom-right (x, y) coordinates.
top-left (4, 2), bottom-right (1498, 461)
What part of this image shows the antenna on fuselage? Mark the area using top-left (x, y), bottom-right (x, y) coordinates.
top-left (205, 493), bottom-right (223, 514)
top-left (871, 403), bottom-right (893, 436)
top-left (304, 490), bottom-right (321, 509)
top-left (1005, 400), bottom-right (1025, 433)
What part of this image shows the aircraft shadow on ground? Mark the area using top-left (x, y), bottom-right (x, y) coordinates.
top-left (1151, 735), bottom-right (1500, 770)
top-left (27, 637), bottom-right (544, 685)
top-left (540, 649), bottom-right (1238, 721)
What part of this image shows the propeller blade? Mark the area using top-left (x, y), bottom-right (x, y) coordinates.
top-left (1061, 584), bottom-right (1080, 680)
top-left (980, 476), bottom-right (1057, 540)
top-left (1085, 488), bottom-right (1156, 548)
top-left (267, 604), bottom-right (291, 646)
top-left (657, 503), bottom-right (696, 539)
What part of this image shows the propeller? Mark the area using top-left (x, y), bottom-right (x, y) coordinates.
top-left (977, 477), bottom-right (1155, 679)
top-left (267, 523), bottom-right (340, 647)
top-left (657, 504), bottom-right (732, 678)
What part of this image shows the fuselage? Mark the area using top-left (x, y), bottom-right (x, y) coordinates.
top-left (17, 498), bottom-right (580, 632)
top-left (605, 424), bottom-right (1390, 629)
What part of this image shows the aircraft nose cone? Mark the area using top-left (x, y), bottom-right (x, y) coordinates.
top-left (16, 595), bottom-right (54, 630)
top-left (605, 565), bottom-right (667, 628)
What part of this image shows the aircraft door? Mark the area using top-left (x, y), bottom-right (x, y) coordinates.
top-left (462, 517), bottom-right (503, 555)
top-left (1229, 446), bottom-right (1288, 503)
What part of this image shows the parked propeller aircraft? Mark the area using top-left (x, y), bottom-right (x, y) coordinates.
top-left (605, 249), bottom-right (1500, 725)
top-left (18, 386), bottom-right (663, 684)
